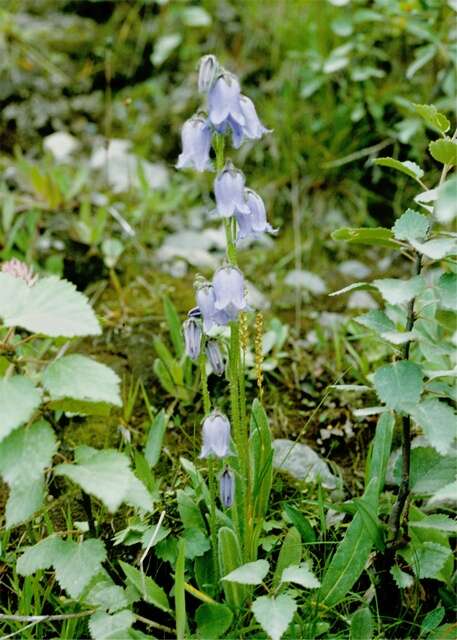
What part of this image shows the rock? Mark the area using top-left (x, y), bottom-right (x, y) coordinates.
top-left (338, 259), bottom-right (371, 279)
top-left (284, 270), bottom-right (327, 294)
top-left (272, 438), bottom-right (337, 489)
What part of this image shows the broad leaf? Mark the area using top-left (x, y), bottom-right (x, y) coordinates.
top-left (0, 375), bottom-right (41, 441)
top-left (410, 238), bottom-right (457, 260)
top-left (43, 355), bottom-right (121, 406)
top-left (350, 607), bottom-right (374, 640)
top-left (195, 603), bottom-right (233, 640)
top-left (356, 310), bottom-right (395, 334)
top-left (373, 276), bottom-right (425, 304)
top-left (373, 361), bottom-right (423, 412)
top-left (272, 527), bottom-right (302, 588)
top-left (411, 398), bottom-right (457, 455)
top-left (414, 104), bottom-right (450, 134)
top-left (89, 610), bottom-right (134, 640)
top-left (429, 139), bottom-right (457, 166)
top-left (280, 563), bottom-right (320, 588)
top-left (332, 227), bottom-right (399, 248)
top-left (375, 157), bottom-right (424, 181)
top-left (392, 209), bottom-right (430, 242)
top-left (0, 273), bottom-right (100, 337)
top-left (144, 410), bottom-right (168, 467)
top-left (390, 565), bottom-right (414, 589)
top-left (367, 412), bottom-right (394, 496)
top-left (435, 177), bottom-right (457, 224)
top-left (251, 595), bottom-right (297, 640)
top-left (55, 446), bottom-right (152, 512)
top-left (222, 560), bottom-right (270, 585)
top-left (403, 542), bottom-right (452, 579)
top-left (410, 514), bottom-right (457, 533)
top-left (86, 574), bottom-right (128, 613)
top-left (119, 561), bottom-right (170, 612)
top-left (0, 420), bottom-right (57, 527)
top-left (437, 273), bottom-right (457, 310)
top-left (395, 447), bottom-right (456, 495)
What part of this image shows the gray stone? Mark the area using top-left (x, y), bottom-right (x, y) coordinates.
top-left (272, 438), bottom-right (337, 489)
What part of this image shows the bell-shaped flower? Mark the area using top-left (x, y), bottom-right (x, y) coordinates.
top-left (206, 339), bottom-right (225, 376)
top-left (219, 467), bottom-right (235, 507)
top-left (198, 54), bottom-right (218, 93)
top-left (214, 161), bottom-right (250, 218)
top-left (176, 115), bottom-right (212, 172)
top-left (239, 95), bottom-right (271, 141)
top-left (236, 189), bottom-right (277, 240)
top-left (213, 265), bottom-right (247, 318)
top-left (1, 258), bottom-right (37, 286)
top-left (196, 283), bottom-right (230, 332)
top-left (183, 317), bottom-right (202, 360)
top-left (200, 412), bottom-right (231, 458)
top-left (208, 72), bottom-right (245, 130)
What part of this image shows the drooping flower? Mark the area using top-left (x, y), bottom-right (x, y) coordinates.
top-left (206, 339), bottom-right (225, 376)
top-left (213, 265), bottom-right (247, 318)
top-left (236, 189), bottom-right (277, 240)
top-left (183, 317), bottom-right (202, 360)
top-left (196, 283), bottom-right (230, 332)
top-left (200, 412), bottom-right (231, 458)
top-left (208, 72), bottom-right (245, 131)
top-left (214, 161), bottom-right (250, 218)
top-left (176, 115), bottom-right (212, 172)
top-left (219, 466), bottom-right (235, 507)
top-left (1, 258), bottom-right (37, 286)
top-left (238, 95), bottom-right (271, 143)
top-left (198, 54), bottom-right (218, 93)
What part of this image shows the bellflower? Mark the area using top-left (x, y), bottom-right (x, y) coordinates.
top-left (176, 115), bottom-right (212, 172)
top-left (198, 54), bottom-right (218, 93)
top-left (219, 467), bottom-right (235, 508)
top-left (183, 317), bottom-right (202, 360)
top-left (206, 339), bottom-right (225, 376)
top-left (236, 188), bottom-right (277, 240)
top-left (1, 258), bottom-right (37, 286)
top-left (208, 72), bottom-right (245, 131)
top-left (239, 96), bottom-right (270, 141)
top-left (214, 161), bottom-right (250, 218)
top-left (200, 411), bottom-right (231, 458)
top-left (213, 265), bottom-right (247, 318)
top-left (196, 283), bottom-right (229, 332)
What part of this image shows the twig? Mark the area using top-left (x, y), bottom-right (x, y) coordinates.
top-left (134, 614), bottom-right (174, 634)
top-left (0, 609), bottom-right (95, 623)
top-left (81, 491), bottom-right (96, 538)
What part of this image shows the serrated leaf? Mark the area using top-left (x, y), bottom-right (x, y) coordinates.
top-left (251, 595), bottom-right (297, 640)
top-left (409, 542), bottom-right (452, 579)
top-left (55, 447), bottom-right (152, 513)
top-left (0, 420), bottom-right (57, 527)
top-left (119, 561), bottom-right (170, 611)
top-left (392, 209), bottom-right (430, 242)
top-left (195, 603), bottom-right (233, 640)
top-left (223, 560), bottom-right (270, 585)
top-left (89, 610), bottom-right (135, 640)
top-left (356, 310), bottom-right (395, 333)
top-left (411, 399), bottom-right (457, 455)
top-left (414, 104), bottom-right (450, 134)
top-left (410, 514), bottom-right (457, 533)
top-left (0, 273), bottom-right (100, 337)
top-left (43, 355), bottom-right (121, 406)
top-left (435, 177), bottom-right (457, 224)
top-left (280, 563), bottom-right (320, 588)
top-left (399, 447), bottom-right (456, 494)
top-left (375, 157), bottom-right (424, 181)
top-left (332, 226), bottom-right (399, 248)
top-left (429, 139), bottom-right (457, 166)
top-left (183, 527), bottom-right (210, 559)
top-left (0, 375), bottom-right (41, 442)
top-left (86, 574), bottom-right (128, 613)
top-left (381, 331), bottom-right (416, 345)
top-left (410, 237), bottom-right (457, 260)
top-left (272, 527), bottom-right (302, 588)
top-left (437, 273), bottom-right (457, 310)
top-left (390, 565), bottom-right (414, 589)
top-left (18, 537), bottom-right (106, 598)
top-left (373, 276), bottom-right (425, 304)
top-left (373, 361), bottom-right (423, 412)
top-left (350, 607), bottom-right (374, 640)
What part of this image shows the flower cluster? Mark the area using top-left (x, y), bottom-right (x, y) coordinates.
top-left (1, 258), bottom-right (37, 286)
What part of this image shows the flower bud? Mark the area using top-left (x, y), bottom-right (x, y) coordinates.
top-left (183, 317), bottom-right (202, 360)
top-left (200, 411), bottom-right (231, 458)
top-left (219, 467), bottom-right (234, 507)
top-left (205, 339), bottom-right (225, 376)
top-left (198, 54), bottom-right (218, 93)
top-left (208, 72), bottom-right (245, 130)
top-left (1, 258), bottom-right (37, 286)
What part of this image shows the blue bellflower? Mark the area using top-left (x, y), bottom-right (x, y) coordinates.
top-left (208, 72), bottom-right (245, 131)
top-left (198, 54), bottom-right (218, 94)
top-left (236, 188), bottom-right (277, 240)
top-left (213, 265), bottom-right (248, 318)
top-left (196, 283), bottom-right (229, 332)
top-left (176, 115), bottom-right (212, 172)
top-left (214, 161), bottom-right (250, 218)
top-left (205, 339), bottom-right (225, 376)
top-left (200, 412), bottom-right (231, 458)
top-left (219, 467), bottom-right (235, 507)
top-left (183, 317), bottom-right (202, 360)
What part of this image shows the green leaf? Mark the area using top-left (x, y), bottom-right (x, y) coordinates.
top-left (367, 412), bottom-right (394, 496)
top-left (405, 542), bottom-right (452, 579)
top-left (435, 177), bottom-right (457, 224)
top-left (280, 563), bottom-right (320, 588)
top-left (183, 528), bottom-right (210, 560)
top-left (251, 595), bottom-right (297, 640)
top-left (399, 447), bottom-right (456, 494)
top-left (250, 400), bottom-right (273, 532)
top-left (177, 489), bottom-right (206, 530)
top-left (411, 398), bottom-right (456, 455)
top-left (373, 361), bottom-right (423, 412)
top-left (437, 273), bottom-right (457, 310)
top-left (144, 410), bottom-right (168, 467)
top-left (151, 34), bottom-right (182, 66)
top-left (429, 138), bottom-right (457, 165)
top-left (410, 237), bottom-right (457, 260)
top-left (350, 608), bottom-right (374, 640)
top-left (18, 537), bottom-right (106, 598)
top-left (163, 296), bottom-right (184, 358)
top-left (356, 310), bottom-right (395, 334)
top-left (332, 226), bottom-right (399, 248)
top-left (272, 527), bottom-right (302, 588)
top-left (195, 603), bottom-right (233, 640)
top-left (85, 574), bottom-right (128, 613)
top-left (375, 157), bottom-right (424, 181)
top-left (373, 276), bottom-right (425, 304)
top-left (222, 560), bottom-right (270, 585)
top-left (89, 610), bottom-right (134, 640)
top-left (218, 527), bottom-right (247, 608)
top-left (0, 375), bottom-right (41, 442)
top-left (43, 355), bottom-right (121, 406)
top-left (283, 504), bottom-right (316, 543)
top-left (414, 104), bottom-right (450, 134)
top-left (119, 561), bottom-right (170, 612)
top-left (0, 274), bottom-right (100, 337)
top-left (392, 209), bottom-right (430, 242)
top-left (55, 447), bottom-right (152, 513)
top-left (0, 420), bottom-right (57, 527)
top-left (410, 514), bottom-right (457, 533)
top-left (390, 565), bottom-right (414, 589)
top-left (420, 607), bottom-right (445, 636)
top-left (175, 538), bottom-right (186, 640)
